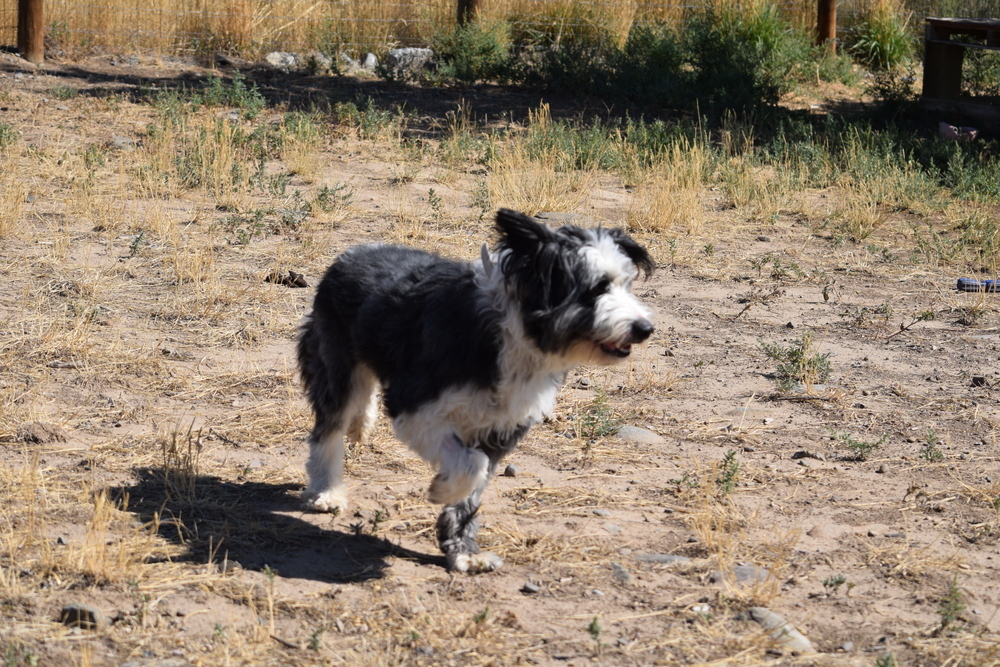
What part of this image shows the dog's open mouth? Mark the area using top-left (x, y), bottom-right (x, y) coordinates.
top-left (599, 341), bottom-right (632, 358)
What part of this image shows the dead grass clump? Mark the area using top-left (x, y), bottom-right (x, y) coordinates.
top-left (0, 171), bottom-right (27, 238)
top-left (627, 138), bottom-right (707, 234)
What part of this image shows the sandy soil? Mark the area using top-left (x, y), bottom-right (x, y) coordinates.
top-left (1, 51), bottom-right (999, 666)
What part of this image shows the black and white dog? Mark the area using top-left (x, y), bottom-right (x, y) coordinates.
top-left (297, 209), bottom-right (654, 572)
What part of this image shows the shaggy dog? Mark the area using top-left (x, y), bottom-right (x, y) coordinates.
top-left (297, 209), bottom-right (654, 572)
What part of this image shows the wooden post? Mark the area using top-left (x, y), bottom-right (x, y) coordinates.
top-left (17, 0), bottom-right (44, 64)
top-left (457, 0), bottom-right (481, 27)
top-left (817, 0), bottom-right (836, 52)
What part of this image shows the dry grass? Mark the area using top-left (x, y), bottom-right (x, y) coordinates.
top-left (1, 63), bottom-right (999, 666)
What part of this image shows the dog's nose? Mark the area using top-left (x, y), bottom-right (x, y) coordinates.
top-left (630, 319), bottom-right (654, 342)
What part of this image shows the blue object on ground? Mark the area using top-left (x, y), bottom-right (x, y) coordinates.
top-left (958, 278), bottom-right (1000, 292)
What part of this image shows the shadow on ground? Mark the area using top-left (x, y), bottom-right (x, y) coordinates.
top-left (110, 468), bottom-right (443, 583)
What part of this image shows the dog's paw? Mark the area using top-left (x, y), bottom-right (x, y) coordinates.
top-left (304, 487), bottom-right (349, 515)
top-left (448, 551), bottom-right (503, 574)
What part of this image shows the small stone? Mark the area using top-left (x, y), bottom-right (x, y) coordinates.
top-left (635, 553), bottom-right (690, 565)
top-left (602, 523), bottom-right (623, 534)
top-left (691, 603), bottom-right (711, 614)
top-left (56, 536), bottom-right (67, 545)
top-left (610, 562), bottom-right (631, 583)
top-left (739, 607), bottom-right (816, 654)
top-left (791, 450), bottom-right (824, 461)
top-left (521, 581), bottom-right (540, 594)
top-left (615, 425), bottom-right (665, 445)
top-left (503, 463), bottom-right (519, 478)
top-left (785, 322), bottom-right (795, 329)
top-left (362, 53), bottom-right (378, 70)
top-left (839, 641), bottom-right (855, 652)
top-left (972, 376), bottom-right (988, 387)
top-left (59, 603), bottom-right (109, 631)
top-left (111, 136), bottom-right (136, 151)
top-left (757, 235), bottom-right (771, 242)
top-left (592, 509), bottom-right (611, 517)
top-left (876, 464), bottom-right (887, 474)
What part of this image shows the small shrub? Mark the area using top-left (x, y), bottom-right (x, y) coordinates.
top-left (0, 123), bottom-right (17, 149)
top-left (760, 331), bottom-right (832, 391)
top-left (937, 577), bottom-right (966, 634)
top-left (432, 20), bottom-right (513, 83)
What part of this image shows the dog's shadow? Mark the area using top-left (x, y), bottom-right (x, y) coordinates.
top-left (110, 469), bottom-right (443, 583)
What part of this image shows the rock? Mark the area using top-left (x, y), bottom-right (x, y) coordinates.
top-left (264, 51), bottom-right (299, 71)
top-left (785, 322), bottom-right (795, 329)
top-left (790, 450), bottom-right (824, 461)
top-left (602, 523), bottom-right (622, 534)
top-left (635, 553), bottom-right (690, 565)
top-left (385, 48), bottom-right (434, 78)
top-left (111, 136), bottom-right (136, 152)
top-left (610, 562), bottom-right (631, 583)
top-left (710, 565), bottom-right (771, 586)
top-left (15, 421), bottom-right (69, 444)
top-left (521, 581), bottom-right (540, 594)
top-left (59, 603), bottom-right (109, 631)
top-left (502, 463), bottom-right (519, 477)
top-left (615, 425), bottom-right (665, 445)
top-left (340, 53), bottom-right (360, 69)
top-left (972, 376), bottom-right (989, 387)
top-left (305, 52), bottom-right (334, 74)
top-left (362, 53), bottom-right (379, 70)
top-left (592, 508), bottom-right (611, 517)
top-left (839, 641), bottom-right (855, 652)
top-left (738, 607), bottom-right (816, 654)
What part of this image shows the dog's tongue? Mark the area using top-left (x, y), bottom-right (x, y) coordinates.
top-left (601, 342), bottom-right (630, 355)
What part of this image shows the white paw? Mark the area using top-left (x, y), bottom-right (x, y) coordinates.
top-left (450, 551), bottom-right (503, 573)
top-left (304, 487), bottom-right (349, 514)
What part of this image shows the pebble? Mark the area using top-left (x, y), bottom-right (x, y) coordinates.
top-left (59, 603), bottom-right (109, 631)
top-left (602, 523), bottom-right (623, 534)
top-left (111, 136), bottom-right (136, 151)
top-left (791, 450), bottom-right (825, 461)
top-left (521, 581), bottom-right (540, 594)
top-left (503, 463), bottom-right (519, 478)
top-left (610, 562), bottom-right (631, 583)
top-left (592, 508), bottom-right (611, 517)
top-left (635, 553), bottom-right (690, 565)
top-left (839, 641), bottom-right (855, 652)
top-left (615, 425), bottom-right (665, 445)
top-left (692, 603), bottom-right (711, 614)
top-left (711, 564), bottom-right (771, 586)
top-left (738, 607), bottom-right (816, 654)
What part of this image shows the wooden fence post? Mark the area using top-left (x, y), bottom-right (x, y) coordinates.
top-left (817, 0), bottom-right (836, 52)
top-left (17, 0), bottom-right (44, 64)
top-left (457, 0), bottom-right (481, 27)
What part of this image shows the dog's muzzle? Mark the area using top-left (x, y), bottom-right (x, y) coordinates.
top-left (599, 318), bottom-right (654, 358)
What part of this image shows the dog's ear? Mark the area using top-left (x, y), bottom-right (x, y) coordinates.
top-left (608, 228), bottom-right (654, 278)
top-left (495, 209), bottom-right (556, 252)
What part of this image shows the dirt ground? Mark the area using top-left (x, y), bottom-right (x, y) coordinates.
top-left (1, 51), bottom-right (999, 666)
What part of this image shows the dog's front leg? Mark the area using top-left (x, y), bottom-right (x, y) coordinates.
top-left (433, 427), bottom-right (527, 573)
top-left (436, 470), bottom-right (503, 573)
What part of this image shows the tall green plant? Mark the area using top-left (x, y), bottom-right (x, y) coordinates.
top-left (849, 0), bottom-right (914, 71)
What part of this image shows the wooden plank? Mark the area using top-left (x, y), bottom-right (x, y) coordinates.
top-left (17, 0), bottom-right (44, 64)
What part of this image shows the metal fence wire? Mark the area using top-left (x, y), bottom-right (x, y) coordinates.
top-left (0, 0), bottom-right (998, 57)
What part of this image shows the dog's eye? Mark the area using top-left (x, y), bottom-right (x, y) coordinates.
top-left (590, 279), bottom-right (611, 297)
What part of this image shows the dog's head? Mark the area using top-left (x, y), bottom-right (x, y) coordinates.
top-left (495, 208), bottom-right (655, 365)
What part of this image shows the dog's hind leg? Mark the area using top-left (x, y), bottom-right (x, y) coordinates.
top-left (304, 366), bottom-right (376, 514)
top-left (346, 371), bottom-right (379, 445)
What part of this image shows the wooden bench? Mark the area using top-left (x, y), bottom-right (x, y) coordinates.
top-left (922, 17), bottom-right (1000, 101)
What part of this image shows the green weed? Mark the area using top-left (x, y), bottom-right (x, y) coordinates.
top-left (920, 431), bottom-right (945, 462)
top-left (937, 577), bottom-right (966, 634)
top-left (715, 450), bottom-right (739, 495)
top-left (830, 429), bottom-right (887, 461)
top-left (760, 331), bottom-right (832, 391)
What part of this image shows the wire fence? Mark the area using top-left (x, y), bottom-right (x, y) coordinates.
top-left (0, 0), bottom-right (998, 58)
